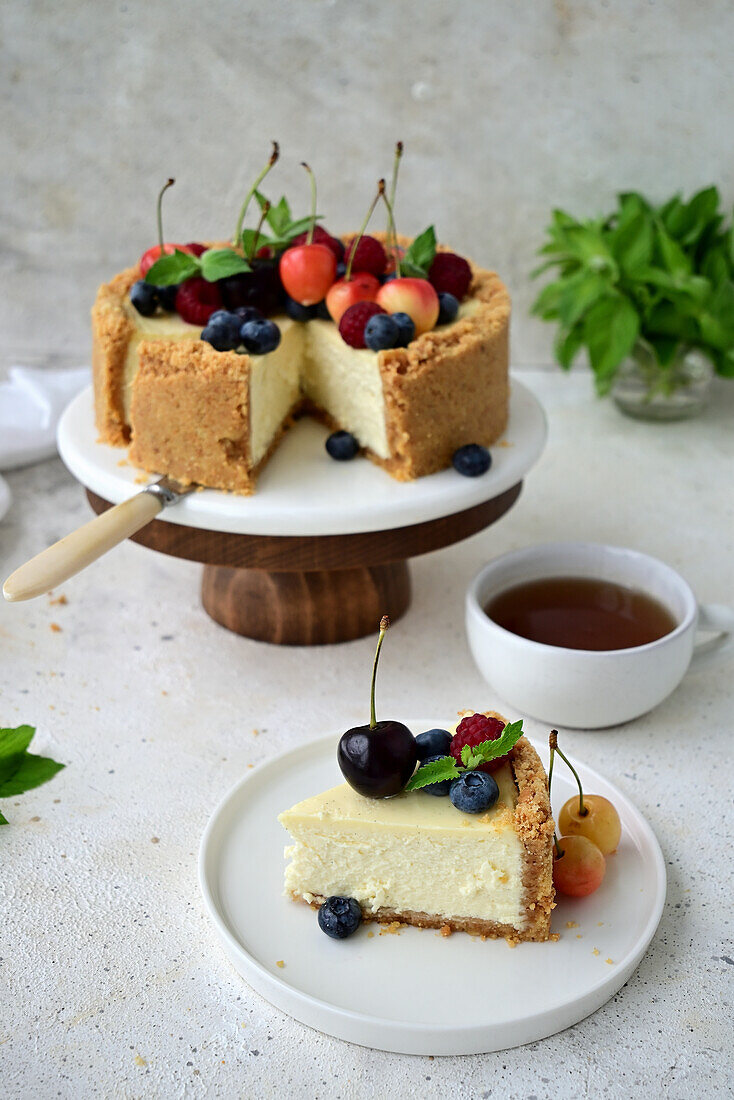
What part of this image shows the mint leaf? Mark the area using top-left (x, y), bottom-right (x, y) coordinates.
top-left (0, 809), bottom-right (8, 825)
top-left (256, 191), bottom-right (292, 236)
top-left (402, 226), bottom-right (437, 277)
top-left (404, 756), bottom-right (460, 791)
top-left (199, 248), bottom-right (251, 282)
top-left (583, 295), bottom-right (639, 392)
top-left (145, 249), bottom-right (200, 286)
top-left (0, 753), bottom-right (64, 797)
top-left (554, 325), bottom-right (584, 370)
top-left (0, 725), bottom-right (35, 758)
top-left (463, 720), bottom-right (525, 769)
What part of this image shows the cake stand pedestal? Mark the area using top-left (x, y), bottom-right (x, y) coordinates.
top-left (86, 484), bottom-right (521, 644)
top-left (58, 382), bottom-right (545, 645)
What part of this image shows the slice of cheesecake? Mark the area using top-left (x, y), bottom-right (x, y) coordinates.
top-left (278, 736), bottom-right (555, 942)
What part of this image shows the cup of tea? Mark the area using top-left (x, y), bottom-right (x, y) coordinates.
top-left (465, 542), bottom-right (734, 728)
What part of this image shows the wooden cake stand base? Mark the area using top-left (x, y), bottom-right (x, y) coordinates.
top-left (87, 484), bottom-right (521, 645)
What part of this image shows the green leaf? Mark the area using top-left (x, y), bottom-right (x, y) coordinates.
top-left (583, 295), bottom-right (640, 392)
top-left (0, 809), bottom-right (8, 825)
top-left (0, 753), bottom-right (64, 797)
top-left (555, 325), bottom-right (584, 370)
top-left (712, 347), bottom-right (734, 377)
top-left (402, 226), bottom-right (437, 276)
top-left (646, 335), bottom-right (680, 368)
top-left (256, 191), bottom-right (291, 236)
top-left (460, 720), bottom-right (525, 771)
top-left (655, 222), bottom-right (691, 276)
top-left (145, 249), bottom-right (200, 287)
top-left (531, 279), bottom-right (566, 319)
top-left (0, 725), bottom-right (35, 758)
top-left (404, 756), bottom-right (460, 791)
top-left (611, 211), bottom-right (654, 276)
top-left (199, 249), bottom-right (251, 282)
top-left (558, 269), bottom-right (611, 327)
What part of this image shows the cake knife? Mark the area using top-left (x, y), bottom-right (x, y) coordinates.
top-left (2, 477), bottom-right (195, 602)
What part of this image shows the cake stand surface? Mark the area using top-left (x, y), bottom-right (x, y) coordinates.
top-left (58, 381), bottom-right (546, 644)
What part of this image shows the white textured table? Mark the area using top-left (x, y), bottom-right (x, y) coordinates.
top-left (2, 372), bottom-right (733, 1099)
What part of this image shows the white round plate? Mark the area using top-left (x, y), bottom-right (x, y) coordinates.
top-left (199, 725), bottom-right (665, 1055)
top-left (57, 380), bottom-right (546, 536)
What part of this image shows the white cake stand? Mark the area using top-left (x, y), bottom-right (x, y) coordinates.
top-left (57, 381), bottom-right (546, 644)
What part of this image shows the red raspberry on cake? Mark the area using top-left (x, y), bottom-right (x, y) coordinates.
top-left (428, 252), bottom-right (472, 300)
top-left (175, 277), bottom-right (222, 326)
top-left (339, 301), bottom-right (386, 348)
top-left (344, 235), bottom-right (388, 277)
top-left (450, 713), bottom-right (507, 774)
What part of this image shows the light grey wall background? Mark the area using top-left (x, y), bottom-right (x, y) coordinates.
top-left (3, 0), bottom-right (734, 368)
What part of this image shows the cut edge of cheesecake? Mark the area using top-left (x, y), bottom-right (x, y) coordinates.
top-left (282, 727), bottom-right (556, 944)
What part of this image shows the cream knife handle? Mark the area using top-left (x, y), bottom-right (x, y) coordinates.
top-left (3, 492), bottom-right (163, 602)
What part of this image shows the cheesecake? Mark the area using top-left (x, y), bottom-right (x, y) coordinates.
top-left (92, 252), bottom-right (510, 494)
top-left (278, 734), bottom-right (555, 942)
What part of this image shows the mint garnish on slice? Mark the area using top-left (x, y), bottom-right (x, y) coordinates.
top-left (404, 719), bottom-right (524, 792)
top-left (400, 225), bottom-right (437, 278)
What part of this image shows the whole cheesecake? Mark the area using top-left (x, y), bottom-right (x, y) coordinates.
top-left (279, 730), bottom-right (555, 942)
top-left (91, 240), bottom-right (510, 493)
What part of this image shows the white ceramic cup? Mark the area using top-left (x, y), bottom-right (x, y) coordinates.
top-left (466, 542), bottom-right (734, 729)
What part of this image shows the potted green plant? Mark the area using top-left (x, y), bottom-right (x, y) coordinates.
top-left (531, 187), bottom-right (734, 419)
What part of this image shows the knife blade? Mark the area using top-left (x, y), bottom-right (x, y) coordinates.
top-left (3, 476), bottom-right (195, 603)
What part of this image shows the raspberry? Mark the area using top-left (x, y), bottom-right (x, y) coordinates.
top-left (175, 277), bottom-right (222, 326)
top-left (450, 713), bottom-right (506, 774)
top-left (344, 235), bottom-right (387, 277)
top-left (428, 252), bottom-right (472, 300)
top-left (291, 226), bottom-right (344, 262)
top-left (338, 301), bottom-right (386, 348)
top-left (184, 242), bottom-right (207, 257)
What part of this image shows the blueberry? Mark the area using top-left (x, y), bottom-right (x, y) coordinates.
top-left (452, 443), bottom-right (492, 477)
top-left (364, 314), bottom-right (399, 351)
top-left (234, 305), bottom-right (262, 324)
top-left (130, 280), bottom-right (159, 317)
top-left (156, 284), bottom-right (180, 312)
top-left (336, 262), bottom-right (347, 279)
top-left (416, 728), bottom-right (452, 761)
top-left (325, 431), bottom-right (359, 461)
top-left (415, 754), bottom-right (454, 796)
top-left (317, 896), bottom-right (362, 939)
top-left (450, 771), bottom-right (499, 814)
top-left (391, 312), bottom-right (415, 347)
top-left (201, 311), bottom-right (241, 351)
top-left (437, 292), bottom-right (459, 325)
top-left (240, 317), bottom-right (281, 354)
top-left (315, 300), bottom-right (331, 320)
top-left (284, 296), bottom-right (316, 322)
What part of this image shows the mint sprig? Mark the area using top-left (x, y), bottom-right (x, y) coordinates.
top-left (400, 225), bottom-right (437, 278)
top-left (532, 187), bottom-right (734, 392)
top-left (145, 246), bottom-right (251, 287)
top-left (404, 719), bottom-right (524, 792)
top-left (244, 191), bottom-right (324, 255)
top-left (0, 725), bottom-right (64, 825)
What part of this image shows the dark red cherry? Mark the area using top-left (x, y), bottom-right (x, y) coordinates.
top-left (337, 616), bottom-right (417, 798)
top-left (338, 720), bottom-right (417, 798)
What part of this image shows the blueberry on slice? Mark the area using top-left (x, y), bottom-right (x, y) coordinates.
top-left (415, 754), bottom-right (454, 796)
top-left (437, 292), bottom-right (459, 325)
top-left (325, 431), bottom-right (359, 461)
top-left (452, 444), bottom-right (491, 477)
top-left (130, 280), bottom-right (159, 317)
top-left (450, 771), bottom-right (499, 814)
top-left (156, 283), bottom-right (180, 312)
top-left (391, 312), bottom-right (415, 347)
top-left (284, 296), bottom-right (316, 322)
top-left (234, 305), bottom-right (262, 324)
top-left (318, 896), bottom-right (363, 939)
top-left (415, 728), bottom-right (452, 761)
top-left (240, 317), bottom-right (281, 354)
top-left (201, 311), bottom-right (242, 351)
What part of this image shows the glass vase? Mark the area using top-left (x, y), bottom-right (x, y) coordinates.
top-left (612, 341), bottom-right (714, 421)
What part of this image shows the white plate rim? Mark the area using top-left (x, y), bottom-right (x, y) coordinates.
top-left (57, 379), bottom-right (546, 536)
top-left (198, 724), bottom-right (666, 1054)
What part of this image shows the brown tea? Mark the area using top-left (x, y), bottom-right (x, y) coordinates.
top-left (485, 576), bottom-right (677, 651)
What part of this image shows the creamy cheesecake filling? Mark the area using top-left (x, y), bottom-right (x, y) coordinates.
top-left (302, 319), bottom-right (390, 460)
top-left (248, 318), bottom-right (304, 465)
top-left (279, 763), bottom-right (527, 928)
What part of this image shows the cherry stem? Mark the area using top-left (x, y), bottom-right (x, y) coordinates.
top-left (548, 730), bottom-right (561, 854)
top-left (553, 736), bottom-right (586, 816)
top-left (345, 179), bottom-right (385, 282)
top-left (380, 188), bottom-right (402, 279)
top-left (233, 141), bottom-right (279, 246)
top-left (157, 179), bottom-right (175, 253)
top-left (249, 200), bottom-right (270, 262)
top-left (301, 163), bottom-right (318, 245)
top-left (369, 615), bottom-right (390, 729)
top-left (388, 140), bottom-right (403, 211)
